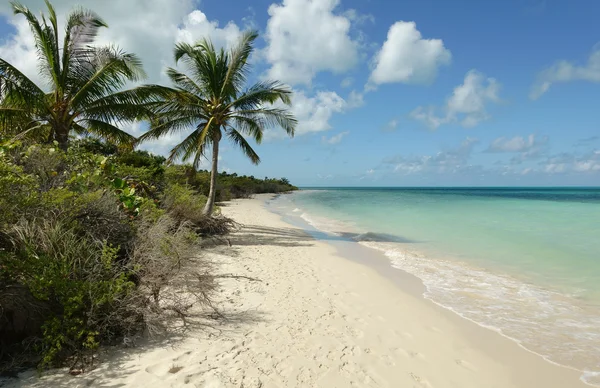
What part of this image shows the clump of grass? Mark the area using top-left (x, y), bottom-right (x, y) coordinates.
top-left (169, 364), bottom-right (184, 374)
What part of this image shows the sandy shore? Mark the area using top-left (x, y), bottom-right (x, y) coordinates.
top-left (8, 194), bottom-right (586, 388)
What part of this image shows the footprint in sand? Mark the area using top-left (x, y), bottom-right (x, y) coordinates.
top-left (380, 354), bottom-right (396, 366)
top-left (409, 372), bottom-right (434, 387)
top-left (145, 363), bottom-right (170, 377)
top-left (428, 325), bottom-right (443, 333)
top-left (391, 348), bottom-right (426, 361)
top-left (402, 331), bottom-right (414, 340)
top-left (455, 359), bottom-right (477, 371)
top-left (173, 350), bottom-right (193, 364)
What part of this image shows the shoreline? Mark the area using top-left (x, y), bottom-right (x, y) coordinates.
top-left (8, 194), bottom-right (587, 387)
top-left (264, 193), bottom-right (590, 387)
top-left (271, 190), bottom-right (599, 386)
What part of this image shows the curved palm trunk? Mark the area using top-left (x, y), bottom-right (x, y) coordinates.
top-left (202, 139), bottom-right (220, 216)
top-left (55, 124), bottom-right (69, 151)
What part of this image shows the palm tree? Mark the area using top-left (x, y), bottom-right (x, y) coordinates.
top-left (138, 31), bottom-right (296, 215)
top-left (0, 0), bottom-right (152, 150)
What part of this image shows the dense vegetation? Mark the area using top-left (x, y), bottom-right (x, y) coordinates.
top-left (0, 138), bottom-right (296, 373)
top-left (0, 0), bottom-right (297, 376)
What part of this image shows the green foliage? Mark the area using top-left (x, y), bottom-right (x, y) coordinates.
top-left (137, 31), bottom-right (296, 215)
top-left (1, 219), bottom-right (135, 368)
top-left (0, 137), bottom-right (295, 373)
top-left (162, 184), bottom-right (208, 226)
top-left (1, 0), bottom-right (300, 374)
top-left (0, 152), bottom-right (39, 225)
top-left (0, 2), bottom-right (152, 150)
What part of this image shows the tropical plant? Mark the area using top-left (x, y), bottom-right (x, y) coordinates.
top-left (138, 31), bottom-right (297, 215)
top-left (0, 0), bottom-right (151, 150)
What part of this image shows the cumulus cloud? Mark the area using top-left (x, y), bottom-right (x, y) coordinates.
top-left (382, 137), bottom-right (479, 175)
top-left (266, 89), bottom-right (348, 140)
top-left (322, 131), bottom-right (349, 145)
top-left (384, 118), bottom-right (399, 131)
top-left (531, 46), bottom-right (600, 100)
top-left (487, 134), bottom-right (548, 153)
top-left (540, 151), bottom-right (600, 174)
top-left (0, 0), bottom-right (250, 155)
top-left (368, 21), bottom-right (451, 87)
top-left (410, 70), bottom-right (501, 129)
top-left (0, 0), bottom-right (244, 87)
top-left (263, 0), bottom-right (359, 86)
top-left (340, 77), bottom-right (354, 88)
top-left (347, 90), bottom-right (364, 108)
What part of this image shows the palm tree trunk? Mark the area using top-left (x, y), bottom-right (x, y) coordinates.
top-left (202, 140), bottom-right (220, 216)
top-left (55, 125), bottom-right (69, 151)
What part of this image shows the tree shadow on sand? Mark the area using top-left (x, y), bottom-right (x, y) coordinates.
top-left (227, 224), bottom-right (417, 248)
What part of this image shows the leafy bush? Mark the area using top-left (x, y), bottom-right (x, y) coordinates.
top-left (0, 138), bottom-right (294, 374)
top-left (1, 219), bottom-right (135, 369)
top-left (161, 184), bottom-right (208, 226)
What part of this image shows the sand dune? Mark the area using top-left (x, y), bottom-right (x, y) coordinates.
top-left (8, 195), bottom-right (586, 388)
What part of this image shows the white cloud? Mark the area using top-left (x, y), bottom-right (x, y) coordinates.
top-left (321, 131), bottom-right (349, 145)
top-left (537, 151), bottom-right (600, 174)
top-left (266, 89), bottom-right (347, 140)
top-left (340, 77), bottom-right (354, 88)
top-left (531, 46), bottom-right (600, 99)
top-left (0, 0), bottom-right (244, 87)
top-left (176, 10), bottom-right (243, 50)
top-left (573, 160), bottom-right (600, 172)
top-left (347, 90), bottom-right (364, 108)
top-left (383, 137), bottom-right (479, 175)
top-left (0, 0), bottom-right (247, 155)
top-left (544, 163), bottom-right (567, 174)
top-left (291, 90), bottom-right (346, 134)
top-left (368, 21), bottom-right (451, 87)
top-left (0, 17), bottom-right (40, 86)
top-left (263, 0), bottom-right (359, 86)
top-left (342, 9), bottom-right (375, 25)
top-left (410, 70), bottom-right (501, 129)
top-left (384, 118), bottom-right (399, 131)
top-left (487, 134), bottom-right (548, 153)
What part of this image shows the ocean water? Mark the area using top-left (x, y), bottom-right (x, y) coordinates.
top-left (269, 188), bottom-right (600, 385)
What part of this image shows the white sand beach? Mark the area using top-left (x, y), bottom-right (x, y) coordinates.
top-left (8, 194), bottom-right (587, 388)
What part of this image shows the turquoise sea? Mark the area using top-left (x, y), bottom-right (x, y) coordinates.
top-left (269, 188), bottom-right (600, 386)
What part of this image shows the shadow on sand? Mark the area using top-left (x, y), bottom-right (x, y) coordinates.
top-left (228, 224), bottom-right (416, 248)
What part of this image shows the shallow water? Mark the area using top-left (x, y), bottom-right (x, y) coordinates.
top-left (269, 188), bottom-right (600, 385)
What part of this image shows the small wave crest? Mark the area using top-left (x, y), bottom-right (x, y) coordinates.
top-left (360, 241), bottom-right (600, 386)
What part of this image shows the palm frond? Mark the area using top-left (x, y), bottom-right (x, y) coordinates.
top-left (227, 128), bottom-right (260, 165)
top-left (228, 115), bottom-right (264, 143)
top-left (70, 46), bottom-right (146, 107)
top-left (167, 124), bottom-right (210, 166)
top-left (230, 80), bottom-right (293, 111)
top-left (221, 30), bottom-right (258, 98)
top-left (232, 108), bottom-right (296, 137)
top-left (62, 7), bottom-right (107, 85)
top-left (175, 40), bottom-right (228, 100)
top-left (165, 67), bottom-right (206, 97)
top-left (79, 118), bottom-right (135, 145)
top-left (11, 1), bottom-right (60, 88)
top-left (138, 115), bottom-right (201, 142)
top-left (0, 58), bottom-right (46, 105)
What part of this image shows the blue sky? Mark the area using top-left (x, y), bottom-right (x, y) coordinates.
top-left (1, 0), bottom-right (600, 186)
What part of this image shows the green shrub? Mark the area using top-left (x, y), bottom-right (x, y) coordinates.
top-left (162, 184), bottom-right (208, 226)
top-left (1, 219), bottom-right (136, 368)
top-left (0, 154), bottom-right (39, 226)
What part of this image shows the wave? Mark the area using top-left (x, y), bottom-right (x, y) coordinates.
top-left (360, 241), bottom-right (600, 386)
top-left (271, 194), bottom-right (600, 386)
